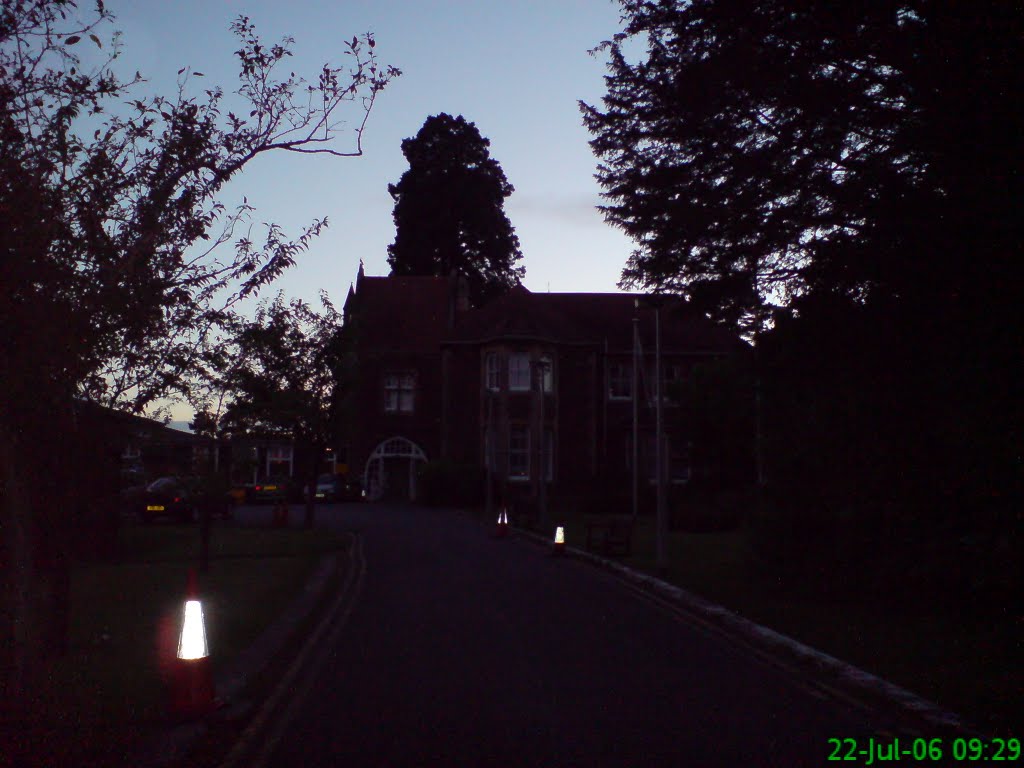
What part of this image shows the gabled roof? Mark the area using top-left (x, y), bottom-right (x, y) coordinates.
top-left (346, 273), bottom-right (451, 352)
top-left (447, 285), bottom-right (740, 354)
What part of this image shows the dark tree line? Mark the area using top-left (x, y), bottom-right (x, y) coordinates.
top-left (583, 1), bottom-right (1021, 607)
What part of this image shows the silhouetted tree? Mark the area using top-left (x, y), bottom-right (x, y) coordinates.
top-left (583, 1), bottom-right (1022, 605)
top-left (387, 113), bottom-right (525, 306)
top-left (0, 0), bottom-right (398, 707)
top-left (221, 292), bottom-right (342, 529)
top-left (581, 1), bottom-right (1021, 338)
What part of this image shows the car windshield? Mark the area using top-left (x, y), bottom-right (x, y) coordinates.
top-left (147, 478), bottom-right (177, 492)
top-left (318, 474), bottom-right (335, 484)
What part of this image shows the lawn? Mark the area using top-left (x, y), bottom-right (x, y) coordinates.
top-left (11, 522), bottom-right (350, 767)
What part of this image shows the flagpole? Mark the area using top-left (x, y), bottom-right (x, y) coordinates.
top-left (632, 301), bottom-right (639, 521)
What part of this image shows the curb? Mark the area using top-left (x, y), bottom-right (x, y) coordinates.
top-left (510, 525), bottom-right (972, 736)
top-left (144, 551), bottom-right (343, 767)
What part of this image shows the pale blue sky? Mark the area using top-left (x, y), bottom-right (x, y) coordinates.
top-left (104, 1), bottom-right (636, 421)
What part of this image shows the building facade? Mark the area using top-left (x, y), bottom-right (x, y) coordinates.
top-left (342, 265), bottom-right (742, 505)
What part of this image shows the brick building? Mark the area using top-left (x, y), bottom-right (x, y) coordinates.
top-left (342, 265), bottom-right (742, 505)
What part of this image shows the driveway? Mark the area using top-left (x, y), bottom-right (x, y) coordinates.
top-left (240, 503), bottom-right (883, 766)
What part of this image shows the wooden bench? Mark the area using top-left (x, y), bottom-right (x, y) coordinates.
top-left (584, 516), bottom-right (635, 557)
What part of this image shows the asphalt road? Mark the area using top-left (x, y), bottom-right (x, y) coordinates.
top-left (240, 503), bottom-right (885, 767)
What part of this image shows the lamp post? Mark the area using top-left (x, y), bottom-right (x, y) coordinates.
top-left (654, 302), bottom-right (667, 572)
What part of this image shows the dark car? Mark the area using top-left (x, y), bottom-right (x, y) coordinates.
top-left (248, 478), bottom-right (290, 505)
top-left (305, 473), bottom-right (342, 502)
top-left (303, 474), bottom-right (363, 503)
top-left (138, 477), bottom-right (197, 523)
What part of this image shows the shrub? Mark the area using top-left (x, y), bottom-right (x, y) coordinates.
top-left (417, 461), bottom-right (486, 507)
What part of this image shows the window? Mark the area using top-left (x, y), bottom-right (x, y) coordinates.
top-left (267, 445), bottom-right (293, 478)
top-left (665, 364), bottom-right (686, 405)
top-left (508, 425), bottom-right (530, 480)
top-left (384, 372), bottom-right (415, 413)
top-left (539, 356), bottom-right (553, 393)
top-left (647, 362), bottom-right (686, 406)
top-left (608, 362), bottom-right (632, 400)
top-left (643, 435), bottom-right (689, 483)
top-left (508, 354), bottom-right (530, 391)
top-left (485, 352), bottom-right (501, 391)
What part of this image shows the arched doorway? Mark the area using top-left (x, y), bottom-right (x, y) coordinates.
top-left (363, 437), bottom-right (428, 502)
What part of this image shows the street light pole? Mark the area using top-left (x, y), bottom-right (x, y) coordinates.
top-left (485, 390), bottom-right (494, 520)
top-left (537, 358), bottom-right (549, 532)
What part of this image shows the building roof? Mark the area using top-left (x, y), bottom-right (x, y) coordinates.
top-left (344, 270), bottom-right (742, 356)
top-left (448, 285), bottom-right (741, 354)
top-left (345, 273), bottom-right (452, 353)
top-left (72, 399), bottom-right (210, 445)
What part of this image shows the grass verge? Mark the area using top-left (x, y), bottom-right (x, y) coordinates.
top-left (11, 521), bottom-right (350, 768)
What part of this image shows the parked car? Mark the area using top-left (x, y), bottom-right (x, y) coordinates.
top-left (248, 478), bottom-right (289, 504)
top-left (137, 477), bottom-right (197, 523)
top-left (305, 473), bottom-right (341, 502)
top-left (304, 474), bottom-right (365, 502)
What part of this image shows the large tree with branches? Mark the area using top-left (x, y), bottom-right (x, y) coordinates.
top-left (582, 1), bottom-right (1022, 614)
top-left (218, 291), bottom-right (345, 530)
top-left (386, 113), bottom-right (525, 307)
top-left (0, 0), bottom-right (398, 704)
top-left (581, 1), bottom-right (1021, 337)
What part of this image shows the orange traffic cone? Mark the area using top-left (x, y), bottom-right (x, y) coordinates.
top-left (552, 526), bottom-right (566, 555)
top-left (495, 508), bottom-right (510, 538)
top-left (170, 569), bottom-right (216, 719)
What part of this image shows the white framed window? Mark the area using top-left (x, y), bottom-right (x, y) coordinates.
top-left (267, 445), bottom-right (293, 478)
top-left (538, 356), bottom-right (553, 393)
top-left (508, 425), bottom-right (530, 480)
top-left (608, 362), bottom-right (632, 400)
top-left (384, 372), bottom-right (415, 413)
top-left (485, 352), bottom-right (501, 391)
top-left (508, 354), bottom-right (531, 392)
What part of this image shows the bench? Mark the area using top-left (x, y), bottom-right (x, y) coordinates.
top-left (584, 516), bottom-right (635, 557)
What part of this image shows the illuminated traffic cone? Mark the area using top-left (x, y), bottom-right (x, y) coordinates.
top-left (495, 508), bottom-right (510, 538)
top-left (170, 569), bottom-right (216, 719)
top-left (552, 526), bottom-right (566, 555)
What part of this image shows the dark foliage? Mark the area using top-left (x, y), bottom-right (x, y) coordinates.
top-left (417, 460), bottom-right (486, 507)
top-left (583, 1), bottom-right (1022, 606)
top-left (582, 1), bottom-right (1021, 337)
top-left (387, 113), bottom-right (525, 307)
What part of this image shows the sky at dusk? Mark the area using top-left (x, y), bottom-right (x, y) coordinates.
top-left (100, 0), bottom-right (638, 422)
